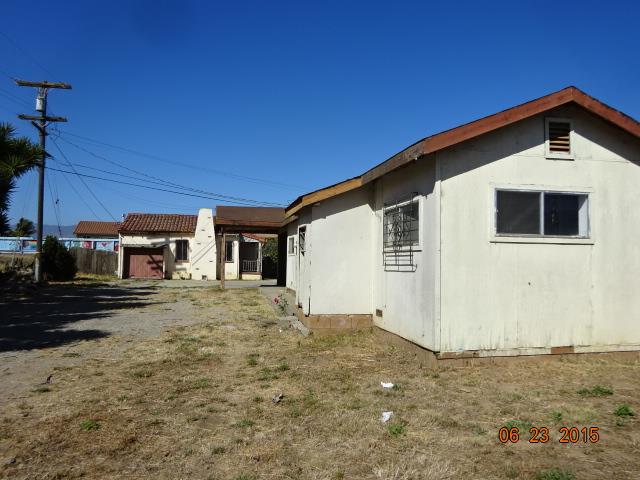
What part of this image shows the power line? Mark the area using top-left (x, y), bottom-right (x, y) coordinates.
top-left (49, 137), bottom-right (118, 221)
top-left (46, 174), bottom-right (63, 236)
top-left (57, 169), bottom-right (102, 220)
top-left (0, 87), bottom-right (32, 109)
top-left (46, 165), bottom-right (286, 207)
top-left (53, 128), bottom-right (306, 191)
top-left (50, 146), bottom-right (286, 207)
top-left (0, 30), bottom-right (56, 78)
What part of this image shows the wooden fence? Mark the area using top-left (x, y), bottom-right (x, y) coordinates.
top-left (70, 248), bottom-right (118, 276)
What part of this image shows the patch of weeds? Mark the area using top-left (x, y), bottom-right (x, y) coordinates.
top-left (246, 354), bottom-right (259, 366)
top-left (147, 419), bottom-right (164, 427)
top-left (434, 415), bottom-right (460, 428)
top-left (505, 466), bottom-right (519, 479)
top-left (233, 475), bottom-right (255, 480)
top-left (348, 399), bottom-right (365, 410)
top-left (615, 418), bottom-right (626, 427)
top-left (578, 385), bottom-right (613, 397)
top-left (252, 396), bottom-right (263, 403)
top-left (257, 367), bottom-right (279, 381)
top-left (387, 421), bottom-right (406, 437)
top-left (509, 392), bottom-right (523, 401)
top-left (62, 352), bottom-right (80, 358)
top-left (33, 386), bottom-right (50, 394)
top-left (534, 468), bottom-right (574, 480)
top-left (276, 361), bottom-right (290, 371)
top-left (614, 404), bottom-right (634, 417)
top-left (130, 368), bottom-right (153, 379)
top-left (80, 420), bottom-right (100, 431)
top-left (192, 378), bottom-right (211, 389)
top-left (215, 340), bottom-right (226, 347)
top-left (471, 424), bottom-right (487, 435)
top-left (504, 420), bottom-right (533, 431)
top-left (427, 371), bottom-right (440, 379)
top-left (212, 446), bottom-right (225, 454)
top-left (182, 336), bottom-right (200, 343)
top-left (234, 419), bottom-right (255, 428)
top-left (550, 411), bottom-right (563, 423)
top-left (333, 471), bottom-right (345, 480)
top-left (391, 383), bottom-right (401, 391)
top-left (53, 365), bottom-right (72, 372)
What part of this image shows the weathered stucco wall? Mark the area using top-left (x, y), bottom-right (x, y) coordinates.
top-left (191, 208), bottom-right (217, 280)
top-left (438, 105), bottom-right (640, 354)
top-left (307, 187), bottom-right (373, 315)
top-left (371, 158), bottom-right (439, 350)
top-left (118, 233), bottom-right (194, 279)
top-left (285, 222), bottom-right (298, 291)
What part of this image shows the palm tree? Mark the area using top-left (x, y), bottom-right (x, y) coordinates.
top-left (13, 217), bottom-right (35, 237)
top-left (0, 123), bottom-right (42, 235)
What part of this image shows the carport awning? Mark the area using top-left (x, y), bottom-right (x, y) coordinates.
top-left (121, 243), bottom-right (168, 248)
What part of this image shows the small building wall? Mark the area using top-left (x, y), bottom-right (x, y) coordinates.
top-left (191, 209), bottom-right (217, 280)
top-left (371, 158), bottom-right (439, 351)
top-left (285, 221), bottom-right (298, 291)
top-left (438, 105), bottom-right (640, 355)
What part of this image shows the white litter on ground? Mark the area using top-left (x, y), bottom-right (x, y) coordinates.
top-left (380, 411), bottom-right (393, 423)
top-left (380, 382), bottom-right (394, 389)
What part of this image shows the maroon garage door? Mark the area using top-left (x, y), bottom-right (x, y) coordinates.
top-left (124, 248), bottom-right (164, 279)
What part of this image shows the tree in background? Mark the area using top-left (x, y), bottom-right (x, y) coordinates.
top-left (12, 217), bottom-right (35, 237)
top-left (0, 123), bottom-right (42, 235)
top-left (41, 235), bottom-right (77, 281)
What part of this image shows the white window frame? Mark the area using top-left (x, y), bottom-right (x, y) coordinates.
top-left (545, 117), bottom-right (574, 160)
top-left (287, 235), bottom-right (296, 255)
top-left (490, 185), bottom-right (593, 245)
top-left (382, 195), bottom-right (422, 252)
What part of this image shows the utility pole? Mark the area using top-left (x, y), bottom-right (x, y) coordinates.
top-left (15, 79), bottom-right (72, 282)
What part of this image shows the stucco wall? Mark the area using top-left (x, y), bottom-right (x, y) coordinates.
top-left (191, 209), bottom-right (217, 280)
top-left (306, 187), bottom-right (373, 315)
top-left (118, 233), bottom-right (194, 279)
top-left (371, 158), bottom-right (439, 350)
top-left (285, 222), bottom-right (298, 291)
top-left (438, 105), bottom-right (640, 354)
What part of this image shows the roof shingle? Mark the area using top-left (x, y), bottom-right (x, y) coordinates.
top-left (119, 214), bottom-right (198, 234)
top-left (74, 221), bottom-right (121, 237)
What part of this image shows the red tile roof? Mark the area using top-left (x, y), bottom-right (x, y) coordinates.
top-left (74, 221), bottom-right (121, 237)
top-left (119, 213), bottom-right (198, 234)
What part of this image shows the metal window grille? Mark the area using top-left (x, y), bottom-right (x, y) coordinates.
top-left (383, 193), bottom-right (419, 271)
top-left (298, 227), bottom-right (306, 255)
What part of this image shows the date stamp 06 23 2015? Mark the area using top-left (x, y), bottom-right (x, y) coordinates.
top-left (499, 426), bottom-right (600, 444)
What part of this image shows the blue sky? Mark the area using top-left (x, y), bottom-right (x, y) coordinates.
top-left (1, 0), bottom-right (639, 227)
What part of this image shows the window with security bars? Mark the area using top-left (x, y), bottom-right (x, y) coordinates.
top-left (546, 118), bottom-right (573, 157)
top-left (383, 194), bottom-right (419, 271)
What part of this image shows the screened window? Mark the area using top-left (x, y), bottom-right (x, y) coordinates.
top-left (496, 190), bottom-right (589, 237)
top-left (225, 241), bottom-right (234, 262)
top-left (383, 199), bottom-right (419, 249)
top-left (287, 236), bottom-right (295, 254)
top-left (175, 240), bottom-right (189, 261)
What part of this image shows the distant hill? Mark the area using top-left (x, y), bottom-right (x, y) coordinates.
top-left (43, 224), bottom-right (76, 237)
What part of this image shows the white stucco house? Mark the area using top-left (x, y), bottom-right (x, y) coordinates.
top-left (117, 207), bottom-right (282, 281)
top-left (284, 86), bottom-right (640, 359)
top-left (118, 209), bottom-right (217, 280)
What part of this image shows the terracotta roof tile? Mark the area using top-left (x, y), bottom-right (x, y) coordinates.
top-left (119, 214), bottom-right (197, 234)
top-left (74, 221), bottom-right (121, 237)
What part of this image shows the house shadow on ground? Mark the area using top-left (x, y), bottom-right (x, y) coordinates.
top-left (0, 282), bottom-right (158, 352)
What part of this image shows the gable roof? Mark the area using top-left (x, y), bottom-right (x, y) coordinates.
top-left (215, 206), bottom-right (285, 228)
top-left (119, 213), bottom-right (198, 234)
top-left (74, 221), bottom-right (121, 237)
top-left (286, 86), bottom-right (640, 217)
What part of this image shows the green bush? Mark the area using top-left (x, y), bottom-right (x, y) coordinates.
top-left (42, 235), bottom-right (77, 281)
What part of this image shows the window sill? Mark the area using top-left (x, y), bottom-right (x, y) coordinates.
top-left (545, 154), bottom-right (574, 161)
top-left (490, 235), bottom-right (593, 245)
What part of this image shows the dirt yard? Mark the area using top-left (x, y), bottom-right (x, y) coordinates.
top-left (0, 281), bottom-right (638, 479)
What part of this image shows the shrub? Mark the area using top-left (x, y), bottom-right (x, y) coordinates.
top-left (614, 404), bottom-right (635, 417)
top-left (535, 468), bottom-right (574, 480)
top-left (42, 235), bottom-right (76, 281)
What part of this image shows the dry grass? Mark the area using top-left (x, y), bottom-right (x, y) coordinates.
top-left (1, 287), bottom-right (639, 479)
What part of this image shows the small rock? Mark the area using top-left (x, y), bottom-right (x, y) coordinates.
top-left (6, 457), bottom-right (16, 465)
top-left (272, 393), bottom-right (284, 404)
